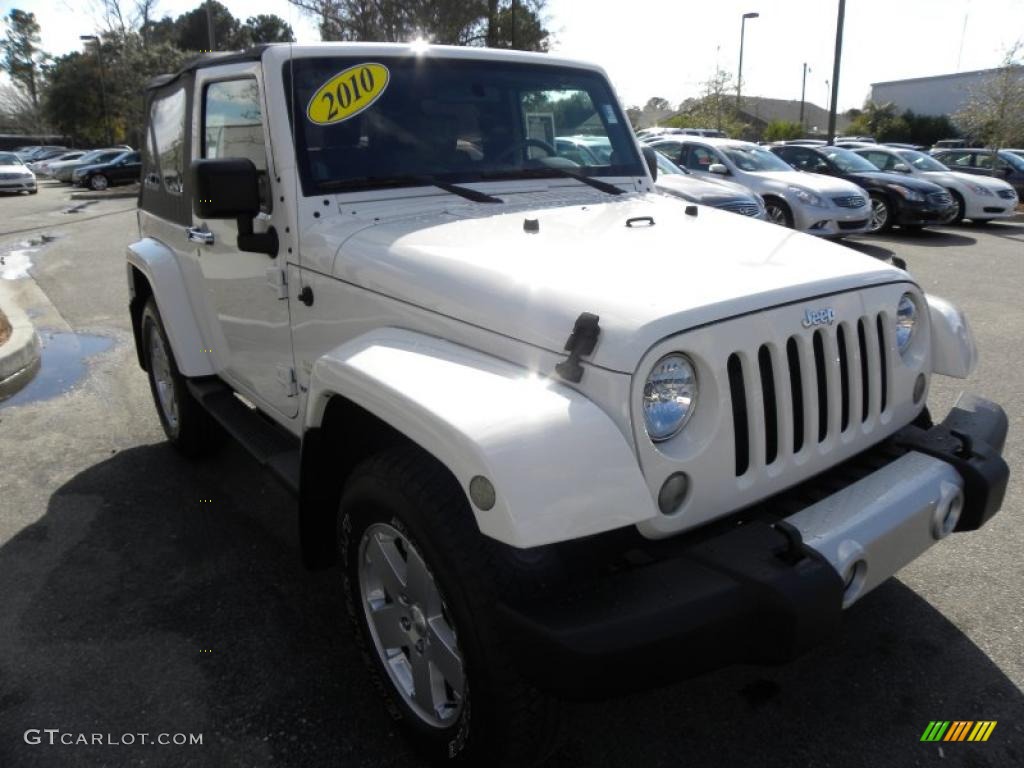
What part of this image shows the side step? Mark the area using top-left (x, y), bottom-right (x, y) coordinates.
top-left (187, 378), bottom-right (300, 496)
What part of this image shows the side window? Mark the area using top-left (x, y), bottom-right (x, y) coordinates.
top-left (203, 78), bottom-right (269, 209)
top-left (862, 151), bottom-right (893, 171)
top-left (687, 145), bottom-right (720, 171)
top-left (652, 143), bottom-right (681, 164)
top-left (945, 151), bottom-right (973, 168)
top-left (150, 88), bottom-right (187, 194)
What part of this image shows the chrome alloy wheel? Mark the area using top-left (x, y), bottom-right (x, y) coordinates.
top-left (766, 204), bottom-right (788, 225)
top-left (869, 198), bottom-right (889, 232)
top-left (148, 325), bottom-right (179, 432)
top-left (359, 522), bottom-right (465, 728)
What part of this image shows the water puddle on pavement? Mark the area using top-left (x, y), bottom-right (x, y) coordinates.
top-left (0, 330), bottom-right (115, 408)
top-left (0, 234), bottom-right (58, 280)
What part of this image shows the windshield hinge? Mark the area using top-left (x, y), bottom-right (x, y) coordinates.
top-left (266, 266), bottom-right (288, 299)
top-left (276, 365), bottom-right (298, 397)
top-left (555, 312), bottom-right (601, 383)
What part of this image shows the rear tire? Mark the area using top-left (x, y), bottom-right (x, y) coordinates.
top-left (89, 173), bottom-right (109, 191)
top-left (339, 447), bottom-right (562, 767)
top-left (141, 298), bottom-right (222, 457)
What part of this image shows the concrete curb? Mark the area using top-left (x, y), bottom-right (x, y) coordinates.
top-left (0, 280), bottom-right (41, 400)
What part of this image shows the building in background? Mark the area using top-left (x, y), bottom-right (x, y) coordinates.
top-left (870, 67), bottom-right (1022, 117)
top-left (734, 96), bottom-right (849, 137)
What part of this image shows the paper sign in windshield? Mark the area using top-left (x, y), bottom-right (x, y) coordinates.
top-left (306, 63), bottom-right (390, 125)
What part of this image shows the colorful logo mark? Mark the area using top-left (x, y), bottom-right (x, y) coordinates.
top-left (921, 721), bottom-right (997, 742)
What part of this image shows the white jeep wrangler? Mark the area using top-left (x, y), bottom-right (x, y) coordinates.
top-left (127, 43), bottom-right (1009, 765)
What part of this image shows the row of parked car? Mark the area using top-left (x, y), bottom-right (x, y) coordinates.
top-left (5, 144), bottom-right (142, 192)
top-left (640, 134), bottom-right (1020, 237)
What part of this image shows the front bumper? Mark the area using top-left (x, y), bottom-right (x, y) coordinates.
top-left (0, 178), bottom-right (36, 191)
top-left (793, 202), bottom-right (871, 236)
top-left (498, 393), bottom-right (1008, 698)
top-left (895, 198), bottom-right (958, 226)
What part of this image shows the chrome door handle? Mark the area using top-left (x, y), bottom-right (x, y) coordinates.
top-left (186, 226), bottom-right (214, 245)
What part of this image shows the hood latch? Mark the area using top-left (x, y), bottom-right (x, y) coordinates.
top-left (555, 312), bottom-right (600, 383)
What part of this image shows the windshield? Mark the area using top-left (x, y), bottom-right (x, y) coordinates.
top-left (823, 147), bottom-right (878, 173)
top-left (722, 145), bottom-right (792, 172)
top-left (285, 57), bottom-right (643, 195)
top-left (654, 150), bottom-right (684, 176)
top-left (0, 152), bottom-right (22, 165)
top-left (898, 150), bottom-right (948, 172)
top-left (1002, 151), bottom-right (1024, 170)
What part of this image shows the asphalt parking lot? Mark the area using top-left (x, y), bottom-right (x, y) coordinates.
top-left (0, 181), bottom-right (1022, 767)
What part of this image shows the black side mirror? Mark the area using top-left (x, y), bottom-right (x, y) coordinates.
top-left (641, 145), bottom-right (658, 181)
top-left (192, 158), bottom-right (277, 257)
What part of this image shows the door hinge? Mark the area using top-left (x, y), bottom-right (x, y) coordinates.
top-left (266, 266), bottom-right (288, 300)
top-left (276, 365), bottom-right (298, 397)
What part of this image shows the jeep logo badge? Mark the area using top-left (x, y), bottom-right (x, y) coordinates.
top-left (802, 308), bottom-right (835, 328)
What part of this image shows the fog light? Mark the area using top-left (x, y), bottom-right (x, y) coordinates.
top-left (658, 472), bottom-right (689, 514)
top-left (913, 373), bottom-right (926, 404)
top-left (469, 476), bottom-right (496, 511)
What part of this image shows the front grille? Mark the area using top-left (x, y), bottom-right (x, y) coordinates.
top-left (717, 200), bottom-right (762, 217)
top-left (837, 219), bottom-right (868, 230)
top-left (0, 172), bottom-right (28, 180)
top-left (832, 195), bottom-right (866, 208)
top-left (997, 189), bottom-right (1017, 200)
top-left (726, 314), bottom-right (890, 477)
top-left (928, 191), bottom-right (953, 206)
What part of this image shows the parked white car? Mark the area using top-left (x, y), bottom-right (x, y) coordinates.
top-left (651, 137), bottom-right (871, 236)
top-left (853, 146), bottom-right (1018, 223)
top-left (652, 149), bottom-right (765, 217)
top-left (0, 151), bottom-right (37, 194)
top-left (128, 42), bottom-right (1009, 766)
top-left (30, 150), bottom-right (85, 177)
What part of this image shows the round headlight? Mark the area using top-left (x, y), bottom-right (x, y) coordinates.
top-left (896, 292), bottom-right (918, 353)
top-left (642, 354), bottom-right (698, 442)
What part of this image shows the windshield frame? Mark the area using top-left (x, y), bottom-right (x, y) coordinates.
top-left (283, 56), bottom-right (644, 197)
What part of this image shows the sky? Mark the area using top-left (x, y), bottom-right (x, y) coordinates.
top-left (3, 0), bottom-right (1023, 112)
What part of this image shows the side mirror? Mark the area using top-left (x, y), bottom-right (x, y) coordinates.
top-left (893, 163), bottom-right (911, 173)
top-left (708, 163), bottom-right (728, 175)
top-left (191, 158), bottom-right (278, 257)
top-left (641, 145), bottom-right (658, 181)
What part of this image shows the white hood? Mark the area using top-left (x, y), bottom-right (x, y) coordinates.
top-left (0, 163), bottom-right (32, 175)
top-left (333, 192), bottom-right (905, 373)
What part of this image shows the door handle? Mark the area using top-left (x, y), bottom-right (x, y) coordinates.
top-left (186, 226), bottom-right (214, 245)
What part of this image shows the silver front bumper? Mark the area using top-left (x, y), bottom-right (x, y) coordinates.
top-left (787, 451), bottom-right (964, 608)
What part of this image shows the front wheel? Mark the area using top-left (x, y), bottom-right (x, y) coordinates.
top-left (340, 448), bottom-right (561, 767)
top-left (868, 194), bottom-right (892, 233)
top-left (764, 198), bottom-right (794, 228)
top-left (946, 190), bottom-right (965, 224)
top-left (141, 298), bottom-right (222, 457)
top-left (89, 173), bottom-right (109, 191)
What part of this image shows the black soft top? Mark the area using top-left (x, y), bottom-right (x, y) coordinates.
top-left (144, 44), bottom-right (274, 90)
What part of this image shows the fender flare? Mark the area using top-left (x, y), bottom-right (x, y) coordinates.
top-left (126, 237), bottom-right (214, 377)
top-left (306, 328), bottom-right (657, 549)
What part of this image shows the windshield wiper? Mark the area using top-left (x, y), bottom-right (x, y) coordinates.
top-left (316, 175), bottom-right (502, 203)
top-left (483, 167), bottom-right (625, 196)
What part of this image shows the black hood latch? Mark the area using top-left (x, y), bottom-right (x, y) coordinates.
top-left (555, 312), bottom-right (601, 383)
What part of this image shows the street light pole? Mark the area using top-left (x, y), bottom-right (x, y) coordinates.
top-left (80, 35), bottom-right (113, 147)
top-left (736, 11), bottom-right (759, 111)
top-left (826, 0), bottom-right (847, 144)
top-left (799, 63), bottom-right (810, 129)
top-left (205, 1), bottom-right (216, 51)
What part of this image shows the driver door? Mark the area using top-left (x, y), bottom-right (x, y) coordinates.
top-left (191, 67), bottom-right (298, 419)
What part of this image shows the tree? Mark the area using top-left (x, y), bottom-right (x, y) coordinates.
top-left (0, 81), bottom-right (47, 133)
top-left (665, 68), bottom-right (751, 137)
top-left (288, 0), bottom-right (549, 51)
top-left (240, 14), bottom-right (295, 45)
top-left (175, 0), bottom-right (241, 51)
top-left (845, 100), bottom-right (909, 142)
top-left (763, 120), bottom-right (803, 141)
top-left (1, 9), bottom-right (46, 110)
top-left (955, 40), bottom-right (1024, 149)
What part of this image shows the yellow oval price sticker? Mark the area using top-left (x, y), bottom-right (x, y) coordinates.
top-left (306, 63), bottom-right (390, 125)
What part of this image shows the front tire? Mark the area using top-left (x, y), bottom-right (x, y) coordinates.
top-left (867, 194), bottom-right (893, 233)
top-left (764, 198), bottom-right (794, 228)
top-left (946, 190), bottom-right (965, 224)
top-left (340, 447), bottom-right (561, 767)
top-left (141, 298), bottom-right (221, 457)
